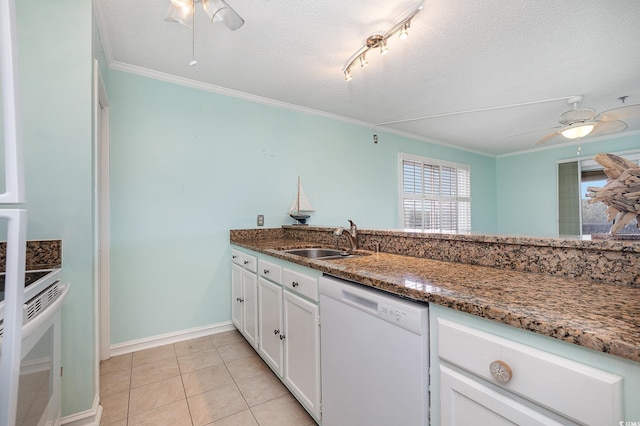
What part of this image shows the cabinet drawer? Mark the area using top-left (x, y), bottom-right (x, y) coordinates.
top-left (231, 249), bottom-right (243, 266)
top-left (258, 259), bottom-right (282, 284)
top-left (282, 268), bottom-right (318, 302)
top-left (437, 318), bottom-right (622, 426)
top-left (241, 253), bottom-right (257, 272)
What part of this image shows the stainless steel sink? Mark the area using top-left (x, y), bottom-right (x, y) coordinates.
top-left (284, 248), bottom-right (353, 260)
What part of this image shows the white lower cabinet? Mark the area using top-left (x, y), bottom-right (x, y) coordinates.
top-left (257, 277), bottom-right (283, 375)
top-left (231, 249), bottom-right (258, 348)
top-left (234, 247), bottom-right (322, 422)
top-left (431, 305), bottom-right (626, 426)
top-left (282, 289), bottom-right (320, 419)
top-left (440, 364), bottom-right (569, 426)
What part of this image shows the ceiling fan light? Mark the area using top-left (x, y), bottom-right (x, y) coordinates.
top-left (202, 0), bottom-right (245, 29)
top-left (202, 0), bottom-right (227, 23)
top-left (560, 123), bottom-right (595, 139)
top-left (165, 3), bottom-right (193, 26)
top-left (170, 0), bottom-right (193, 14)
top-left (344, 68), bottom-right (352, 81)
top-left (359, 55), bottom-right (368, 68)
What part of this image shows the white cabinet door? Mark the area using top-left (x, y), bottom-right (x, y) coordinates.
top-left (440, 365), bottom-right (576, 426)
top-left (283, 290), bottom-right (321, 420)
top-left (440, 365), bottom-right (572, 426)
top-left (241, 269), bottom-right (258, 348)
top-left (258, 277), bottom-right (283, 376)
top-left (231, 264), bottom-right (243, 330)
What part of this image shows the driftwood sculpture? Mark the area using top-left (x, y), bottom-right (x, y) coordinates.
top-left (586, 153), bottom-right (640, 234)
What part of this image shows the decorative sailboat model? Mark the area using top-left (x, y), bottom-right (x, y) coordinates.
top-left (289, 176), bottom-right (315, 225)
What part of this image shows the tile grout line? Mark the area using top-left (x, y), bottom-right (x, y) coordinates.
top-left (175, 340), bottom-right (196, 426)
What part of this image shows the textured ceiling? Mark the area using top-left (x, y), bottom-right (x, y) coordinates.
top-left (94, 0), bottom-right (640, 156)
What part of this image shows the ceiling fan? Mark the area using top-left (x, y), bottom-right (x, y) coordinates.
top-left (165, 0), bottom-right (244, 31)
top-left (535, 95), bottom-right (640, 146)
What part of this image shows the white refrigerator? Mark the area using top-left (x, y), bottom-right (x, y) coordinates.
top-left (0, 0), bottom-right (29, 425)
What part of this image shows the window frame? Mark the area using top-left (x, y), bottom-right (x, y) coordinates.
top-left (398, 152), bottom-right (471, 233)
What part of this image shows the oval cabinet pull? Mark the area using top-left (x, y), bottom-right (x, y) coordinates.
top-left (232, 255), bottom-right (237, 259)
top-left (273, 329), bottom-right (279, 335)
top-left (489, 360), bottom-right (513, 383)
top-left (292, 281), bottom-right (299, 287)
top-left (264, 269), bottom-right (270, 274)
top-left (236, 297), bottom-right (244, 303)
top-left (279, 334), bottom-right (286, 340)
top-left (243, 260), bottom-right (249, 265)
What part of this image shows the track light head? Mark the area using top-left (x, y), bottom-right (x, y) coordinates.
top-left (399, 23), bottom-right (409, 40)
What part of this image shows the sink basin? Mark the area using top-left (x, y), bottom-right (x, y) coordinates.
top-left (284, 248), bottom-right (353, 260)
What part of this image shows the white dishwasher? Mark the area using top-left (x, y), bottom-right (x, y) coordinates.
top-left (319, 275), bottom-right (429, 426)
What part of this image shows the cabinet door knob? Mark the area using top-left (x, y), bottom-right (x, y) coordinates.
top-left (243, 260), bottom-right (249, 265)
top-left (279, 334), bottom-right (286, 340)
top-left (273, 329), bottom-right (279, 335)
top-left (264, 269), bottom-right (270, 274)
top-left (489, 360), bottom-right (513, 383)
top-left (292, 281), bottom-right (299, 287)
top-left (237, 298), bottom-right (244, 303)
top-left (232, 255), bottom-right (237, 259)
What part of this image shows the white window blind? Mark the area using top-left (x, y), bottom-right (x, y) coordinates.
top-left (399, 153), bottom-right (471, 233)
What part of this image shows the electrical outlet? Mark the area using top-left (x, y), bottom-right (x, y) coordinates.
top-left (257, 214), bottom-right (264, 226)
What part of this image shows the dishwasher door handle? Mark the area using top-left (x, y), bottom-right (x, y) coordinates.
top-left (340, 289), bottom-right (378, 313)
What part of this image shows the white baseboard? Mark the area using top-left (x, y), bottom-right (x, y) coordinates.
top-left (109, 321), bottom-right (235, 357)
top-left (59, 394), bottom-right (102, 426)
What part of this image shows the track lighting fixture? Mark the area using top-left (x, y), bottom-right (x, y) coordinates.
top-left (342, 1), bottom-right (423, 81)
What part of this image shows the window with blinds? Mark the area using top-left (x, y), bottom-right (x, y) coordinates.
top-left (399, 153), bottom-right (471, 233)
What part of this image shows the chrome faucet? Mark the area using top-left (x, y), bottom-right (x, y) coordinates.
top-left (334, 220), bottom-right (358, 252)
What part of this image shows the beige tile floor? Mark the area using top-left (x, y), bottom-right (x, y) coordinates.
top-left (99, 330), bottom-right (317, 426)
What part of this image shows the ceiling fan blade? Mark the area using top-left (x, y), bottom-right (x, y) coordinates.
top-left (505, 125), bottom-right (560, 138)
top-left (534, 130), bottom-right (560, 146)
top-left (590, 120), bottom-right (628, 136)
top-left (595, 104), bottom-right (640, 122)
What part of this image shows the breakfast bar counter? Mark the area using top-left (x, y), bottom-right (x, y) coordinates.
top-left (230, 227), bottom-right (640, 363)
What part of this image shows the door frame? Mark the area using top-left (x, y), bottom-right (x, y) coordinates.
top-left (93, 60), bottom-right (110, 362)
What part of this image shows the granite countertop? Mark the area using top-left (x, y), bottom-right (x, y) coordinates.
top-left (231, 237), bottom-right (640, 363)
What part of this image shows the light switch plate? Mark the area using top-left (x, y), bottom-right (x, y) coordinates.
top-left (257, 214), bottom-right (264, 226)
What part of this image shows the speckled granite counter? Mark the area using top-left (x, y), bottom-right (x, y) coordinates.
top-left (0, 240), bottom-right (62, 271)
top-left (230, 227), bottom-right (640, 363)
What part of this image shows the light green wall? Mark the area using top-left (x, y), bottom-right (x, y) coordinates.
top-left (16, 0), bottom-right (96, 417)
top-left (496, 134), bottom-right (640, 236)
top-left (106, 69), bottom-right (497, 344)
